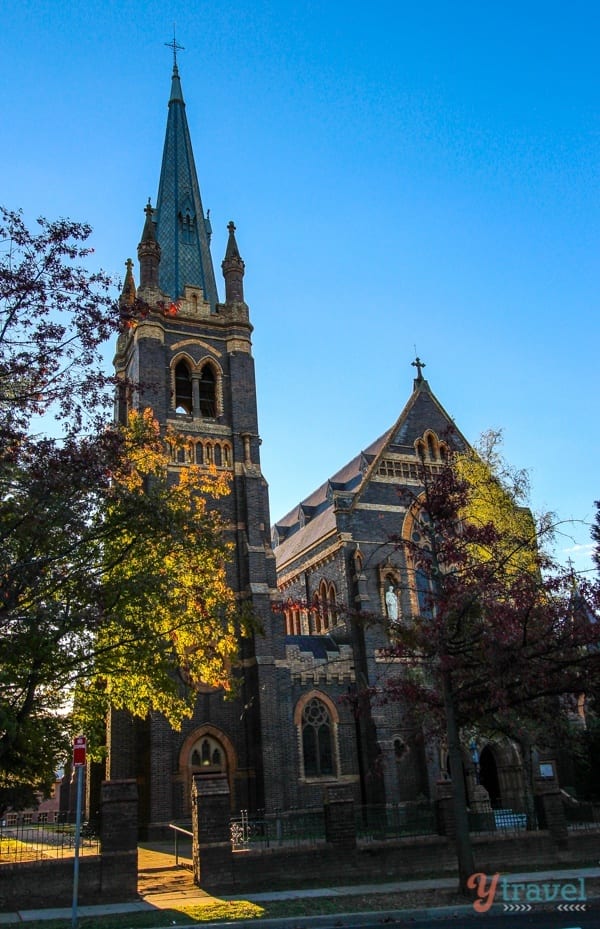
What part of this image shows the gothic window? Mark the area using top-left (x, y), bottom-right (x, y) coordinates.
top-left (214, 443), bottom-right (222, 467)
top-left (327, 583), bottom-right (337, 628)
top-left (195, 443), bottom-right (204, 465)
top-left (312, 594), bottom-right (322, 634)
top-left (179, 208), bottom-right (196, 244)
top-left (415, 567), bottom-right (433, 618)
top-left (402, 497), bottom-right (436, 619)
top-left (301, 698), bottom-right (334, 778)
top-left (222, 443), bottom-right (231, 468)
top-left (427, 433), bottom-right (436, 460)
top-left (199, 365), bottom-right (216, 417)
top-left (190, 735), bottom-right (224, 773)
top-left (175, 360), bottom-right (193, 414)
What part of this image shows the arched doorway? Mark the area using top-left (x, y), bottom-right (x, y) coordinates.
top-left (178, 726), bottom-right (237, 815)
top-left (479, 745), bottom-right (501, 807)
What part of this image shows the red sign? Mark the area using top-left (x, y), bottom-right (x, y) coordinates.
top-left (73, 736), bottom-right (87, 767)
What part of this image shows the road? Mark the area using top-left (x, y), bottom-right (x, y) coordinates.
top-left (313, 901), bottom-right (599, 929)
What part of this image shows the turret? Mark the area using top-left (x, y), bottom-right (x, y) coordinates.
top-left (119, 258), bottom-right (137, 308)
top-left (137, 200), bottom-right (161, 289)
top-left (221, 221), bottom-right (245, 304)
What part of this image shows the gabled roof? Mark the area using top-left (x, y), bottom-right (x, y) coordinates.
top-left (273, 376), bottom-right (468, 569)
top-left (154, 65), bottom-right (219, 307)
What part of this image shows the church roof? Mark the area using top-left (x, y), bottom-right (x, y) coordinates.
top-left (273, 373), bottom-right (467, 568)
top-left (153, 64), bottom-right (218, 307)
top-left (285, 635), bottom-right (340, 658)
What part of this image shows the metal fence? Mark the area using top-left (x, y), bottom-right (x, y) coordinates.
top-left (225, 796), bottom-right (600, 852)
top-left (355, 803), bottom-right (437, 841)
top-left (230, 808), bottom-right (326, 850)
top-left (563, 801), bottom-right (600, 831)
top-left (0, 815), bottom-right (100, 863)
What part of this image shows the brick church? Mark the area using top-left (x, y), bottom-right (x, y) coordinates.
top-left (108, 60), bottom-right (525, 836)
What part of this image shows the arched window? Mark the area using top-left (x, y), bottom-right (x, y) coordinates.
top-left (327, 583), bottom-right (336, 628)
top-left (415, 567), bottom-right (433, 618)
top-left (318, 581), bottom-right (329, 630)
top-left (312, 594), bottom-right (322, 634)
top-left (190, 734), bottom-right (225, 773)
top-left (175, 360), bottom-right (193, 414)
top-left (301, 698), bottom-right (334, 777)
top-left (427, 432), bottom-right (436, 460)
top-left (199, 365), bottom-right (216, 417)
top-left (402, 496), bottom-right (436, 618)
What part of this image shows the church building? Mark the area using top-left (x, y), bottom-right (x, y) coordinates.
top-left (108, 59), bottom-right (524, 836)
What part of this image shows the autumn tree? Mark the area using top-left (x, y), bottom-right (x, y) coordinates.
top-left (592, 500), bottom-right (600, 575)
top-left (0, 209), bottom-right (238, 812)
top-left (380, 434), bottom-right (600, 892)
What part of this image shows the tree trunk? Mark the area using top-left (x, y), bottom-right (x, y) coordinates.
top-left (442, 666), bottom-right (475, 894)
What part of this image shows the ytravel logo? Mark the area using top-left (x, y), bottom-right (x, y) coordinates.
top-left (467, 872), bottom-right (587, 913)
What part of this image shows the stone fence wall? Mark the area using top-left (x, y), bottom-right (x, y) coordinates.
top-left (193, 774), bottom-right (600, 894)
top-left (0, 780), bottom-right (137, 912)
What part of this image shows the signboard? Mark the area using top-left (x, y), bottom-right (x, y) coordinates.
top-left (73, 736), bottom-right (87, 767)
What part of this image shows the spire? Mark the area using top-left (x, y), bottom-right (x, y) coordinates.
top-left (119, 258), bottom-right (136, 308)
top-left (221, 221), bottom-right (245, 303)
top-left (154, 61), bottom-right (218, 308)
top-left (137, 199), bottom-right (161, 289)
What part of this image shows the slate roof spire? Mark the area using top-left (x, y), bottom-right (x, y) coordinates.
top-left (154, 61), bottom-right (218, 308)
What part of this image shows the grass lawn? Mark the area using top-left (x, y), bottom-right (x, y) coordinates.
top-left (7, 888), bottom-right (471, 929)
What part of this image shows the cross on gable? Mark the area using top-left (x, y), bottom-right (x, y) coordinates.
top-left (412, 356), bottom-right (426, 380)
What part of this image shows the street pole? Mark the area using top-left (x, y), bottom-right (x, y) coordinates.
top-left (71, 757), bottom-right (84, 929)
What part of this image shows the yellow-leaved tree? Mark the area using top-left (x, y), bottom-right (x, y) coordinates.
top-left (75, 408), bottom-right (239, 744)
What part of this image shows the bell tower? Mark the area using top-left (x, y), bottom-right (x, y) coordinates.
top-left (110, 58), bottom-right (281, 833)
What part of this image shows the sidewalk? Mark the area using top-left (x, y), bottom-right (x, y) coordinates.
top-left (0, 851), bottom-right (598, 926)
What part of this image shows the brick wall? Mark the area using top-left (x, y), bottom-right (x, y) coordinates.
top-left (198, 829), bottom-right (600, 895)
top-left (0, 779), bottom-right (138, 912)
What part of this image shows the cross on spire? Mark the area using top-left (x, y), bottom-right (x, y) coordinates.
top-left (412, 356), bottom-right (426, 381)
top-left (165, 26), bottom-right (184, 71)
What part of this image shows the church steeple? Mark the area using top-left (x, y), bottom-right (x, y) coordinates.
top-left (154, 63), bottom-right (218, 308)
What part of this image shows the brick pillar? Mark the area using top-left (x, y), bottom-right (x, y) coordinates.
top-left (100, 779), bottom-right (138, 900)
top-left (534, 767), bottom-right (568, 845)
top-left (324, 784), bottom-right (356, 849)
top-left (192, 774), bottom-right (234, 892)
top-left (435, 777), bottom-right (456, 837)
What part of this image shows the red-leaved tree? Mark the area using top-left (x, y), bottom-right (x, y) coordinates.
top-left (378, 438), bottom-right (600, 892)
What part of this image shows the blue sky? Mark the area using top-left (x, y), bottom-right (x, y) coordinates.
top-left (2, 1), bottom-right (598, 572)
